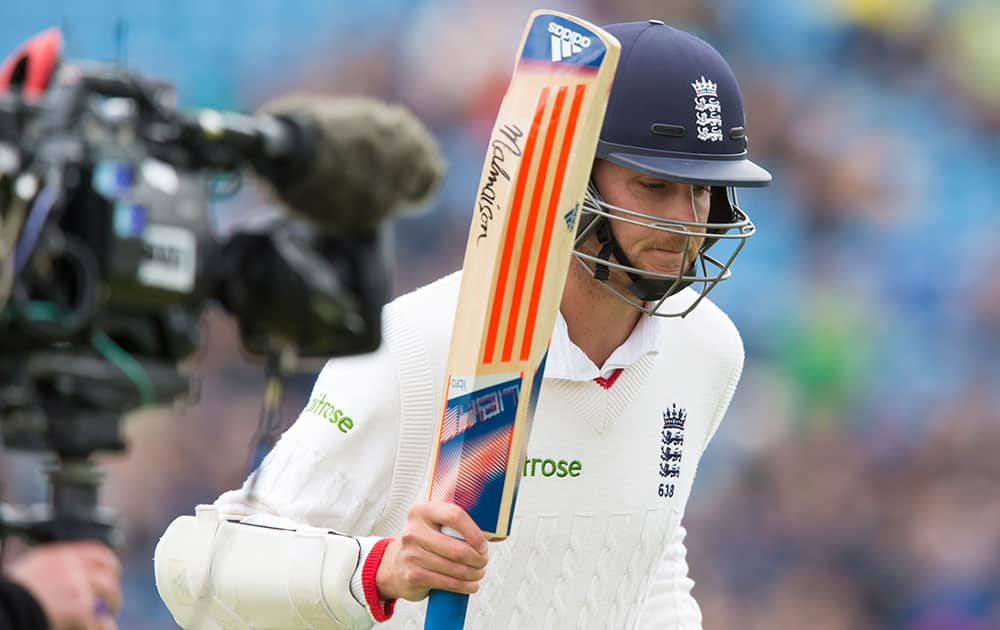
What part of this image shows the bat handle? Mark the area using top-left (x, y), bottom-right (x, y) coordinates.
top-left (425, 589), bottom-right (470, 630)
top-left (424, 526), bottom-right (470, 629)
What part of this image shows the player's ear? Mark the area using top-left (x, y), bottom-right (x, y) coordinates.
top-left (591, 158), bottom-right (607, 177)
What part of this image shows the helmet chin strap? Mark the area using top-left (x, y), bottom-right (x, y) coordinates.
top-left (591, 218), bottom-right (623, 282)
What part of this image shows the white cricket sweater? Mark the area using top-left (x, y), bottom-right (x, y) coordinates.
top-left (215, 271), bottom-right (744, 629)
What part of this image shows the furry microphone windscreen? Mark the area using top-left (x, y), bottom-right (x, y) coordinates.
top-left (257, 94), bottom-right (447, 232)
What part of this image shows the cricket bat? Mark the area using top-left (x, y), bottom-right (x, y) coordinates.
top-left (423, 10), bottom-right (620, 629)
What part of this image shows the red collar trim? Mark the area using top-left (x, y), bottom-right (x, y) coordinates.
top-left (593, 368), bottom-right (624, 390)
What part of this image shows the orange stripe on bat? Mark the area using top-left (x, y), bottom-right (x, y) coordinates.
top-left (520, 84), bottom-right (587, 361)
top-left (501, 86), bottom-right (568, 363)
top-left (483, 88), bottom-right (550, 365)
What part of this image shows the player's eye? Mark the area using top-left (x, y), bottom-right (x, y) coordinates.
top-left (639, 180), bottom-right (666, 190)
top-left (693, 185), bottom-right (711, 196)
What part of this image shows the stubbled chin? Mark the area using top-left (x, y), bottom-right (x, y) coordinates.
top-left (635, 249), bottom-right (691, 275)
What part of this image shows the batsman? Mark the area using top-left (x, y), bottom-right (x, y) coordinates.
top-left (156, 17), bottom-right (771, 630)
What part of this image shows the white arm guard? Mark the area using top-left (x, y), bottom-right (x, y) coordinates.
top-left (154, 505), bottom-right (375, 630)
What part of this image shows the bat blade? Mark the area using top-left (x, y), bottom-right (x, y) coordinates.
top-left (424, 10), bottom-right (619, 629)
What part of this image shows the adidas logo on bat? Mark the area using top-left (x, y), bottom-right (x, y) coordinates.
top-left (563, 202), bottom-right (579, 230)
top-left (548, 21), bottom-right (591, 62)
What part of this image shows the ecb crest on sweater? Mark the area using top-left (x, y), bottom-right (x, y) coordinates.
top-left (660, 403), bottom-right (687, 479)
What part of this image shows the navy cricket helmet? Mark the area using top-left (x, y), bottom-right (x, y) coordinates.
top-left (575, 20), bottom-right (772, 317)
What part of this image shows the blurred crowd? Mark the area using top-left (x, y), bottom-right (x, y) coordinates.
top-left (2, 0), bottom-right (999, 627)
top-left (691, 385), bottom-right (1000, 629)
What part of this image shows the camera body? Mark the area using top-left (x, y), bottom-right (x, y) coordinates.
top-left (0, 33), bottom-right (395, 543)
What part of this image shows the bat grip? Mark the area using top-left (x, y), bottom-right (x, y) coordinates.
top-left (424, 526), bottom-right (470, 629)
top-left (425, 589), bottom-right (470, 630)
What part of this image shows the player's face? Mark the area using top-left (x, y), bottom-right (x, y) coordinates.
top-left (591, 160), bottom-right (711, 276)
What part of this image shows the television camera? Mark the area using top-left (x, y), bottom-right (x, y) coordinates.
top-left (0, 29), bottom-right (445, 546)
